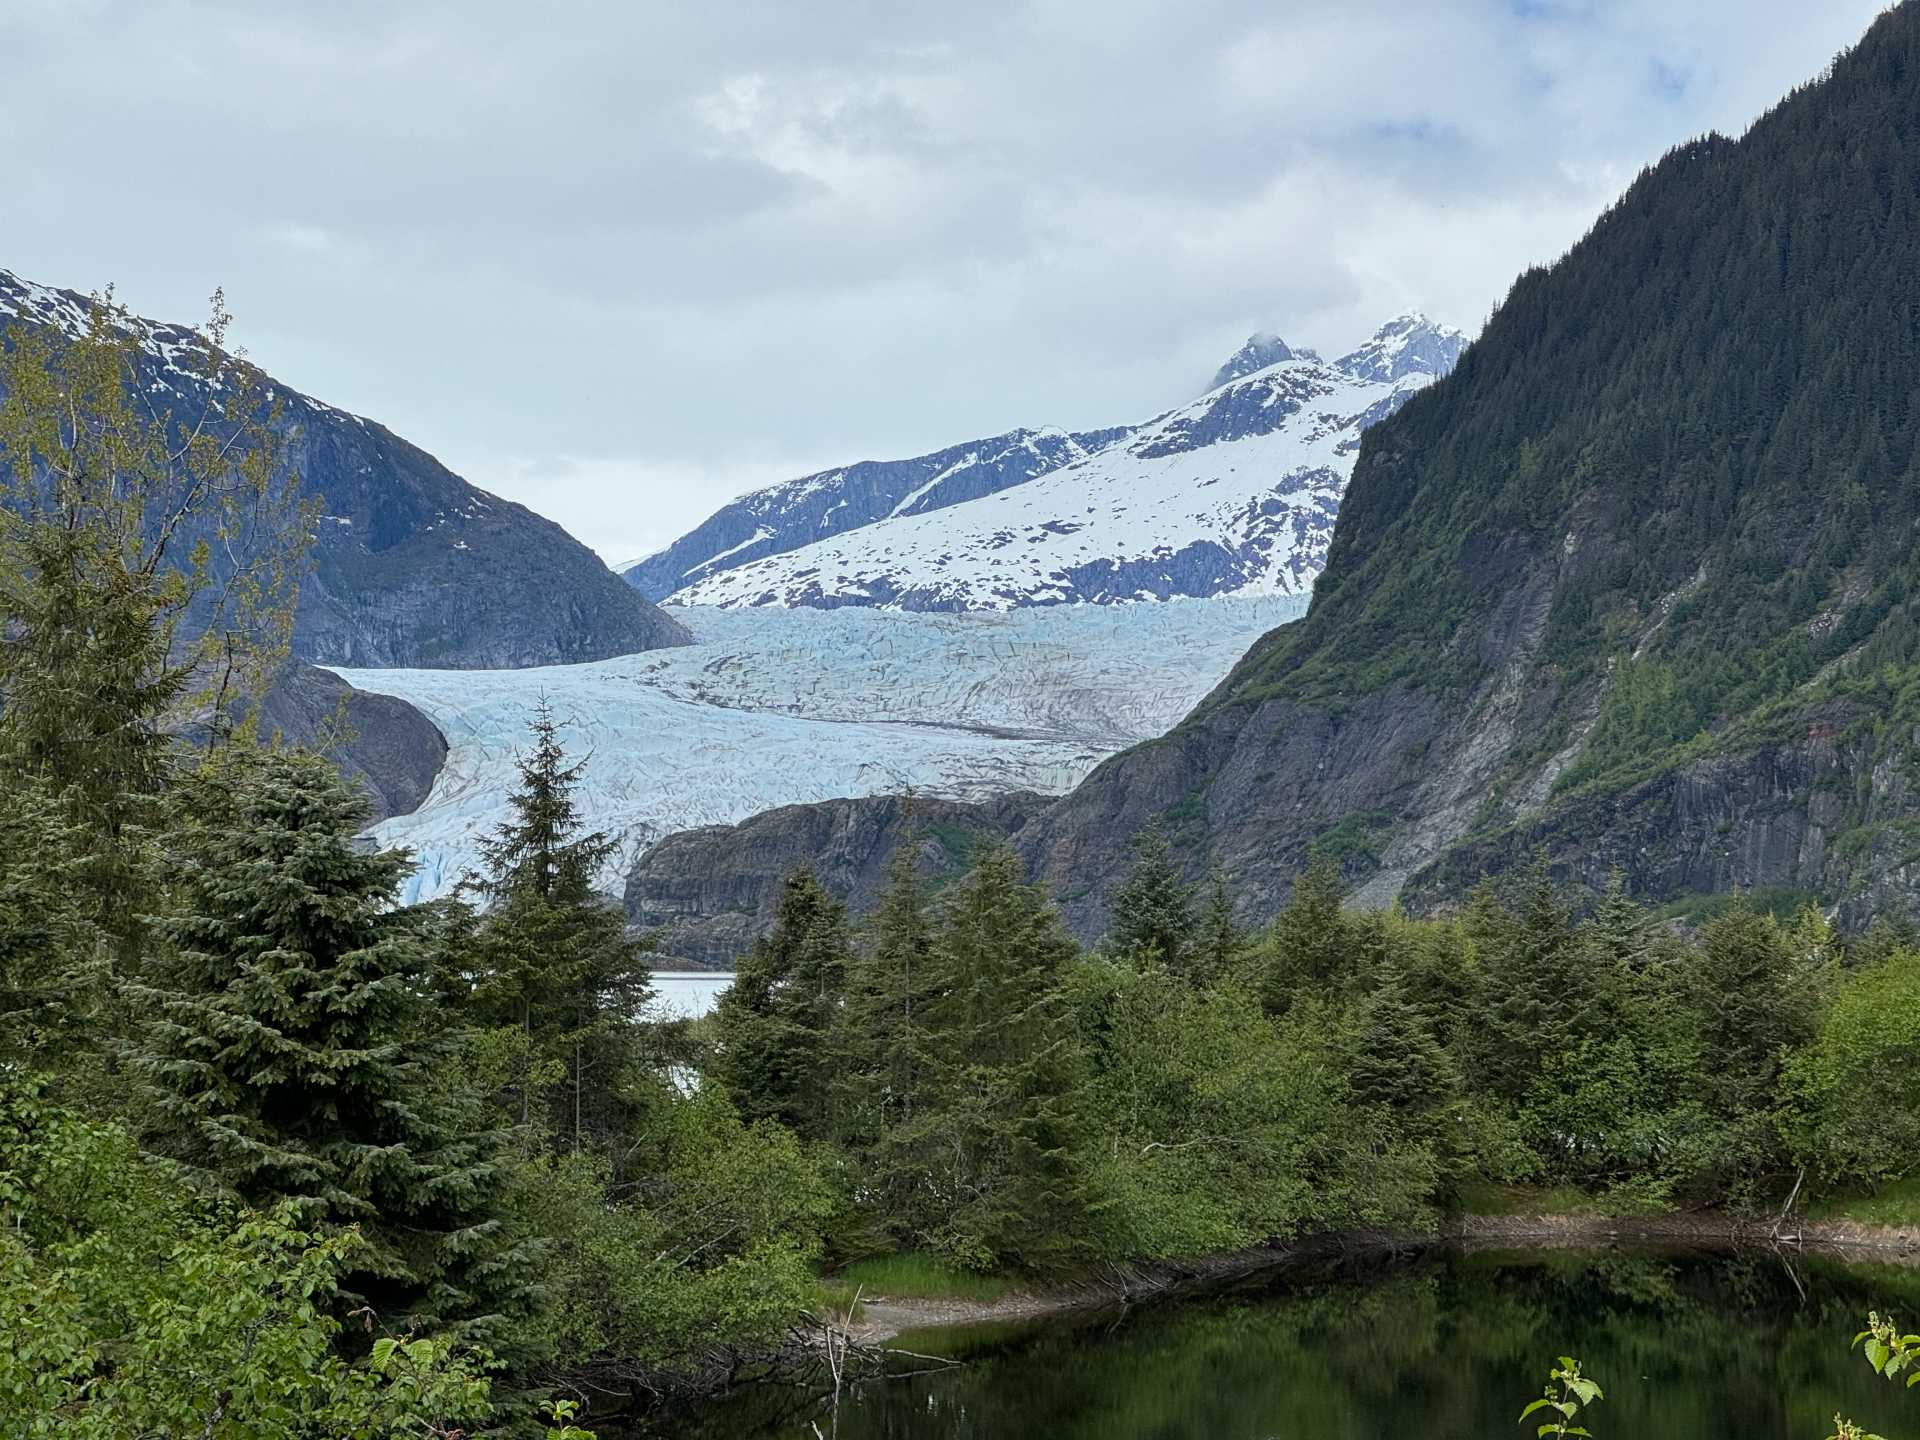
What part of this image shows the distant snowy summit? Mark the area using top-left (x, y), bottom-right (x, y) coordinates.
top-left (637, 314), bottom-right (1467, 611)
top-left (1206, 331), bottom-right (1318, 392)
top-left (623, 425), bottom-right (1130, 601)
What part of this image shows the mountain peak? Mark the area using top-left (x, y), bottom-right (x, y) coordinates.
top-left (1205, 331), bottom-right (1296, 392)
top-left (1336, 313), bottom-right (1468, 383)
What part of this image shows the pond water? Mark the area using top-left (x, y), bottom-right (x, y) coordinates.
top-left (651, 972), bottom-right (733, 1021)
top-left (651, 1246), bottom-right (1920, 1439)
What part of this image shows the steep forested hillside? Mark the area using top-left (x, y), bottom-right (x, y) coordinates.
top-left (1023, 3), bottom-right (1920, 934)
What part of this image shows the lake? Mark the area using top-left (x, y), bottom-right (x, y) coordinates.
top-left (652, 971), bottom-right (734, 1020)
top-left (651, 1245), bottom-right (1920, 1439)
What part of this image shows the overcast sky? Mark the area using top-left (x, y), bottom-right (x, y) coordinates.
top-left (0, 1), bottom-right (1888, 565)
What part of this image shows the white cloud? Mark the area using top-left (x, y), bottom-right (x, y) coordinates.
top-left (0, 0), bottom-right (1891, 554)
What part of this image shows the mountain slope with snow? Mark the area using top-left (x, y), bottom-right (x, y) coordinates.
top-left (667, 316), bottom-right (1465, 611)
top-left (0, 266), bottom-right (687, 666)
top-left (624, 425), bottom-right (1131, 600)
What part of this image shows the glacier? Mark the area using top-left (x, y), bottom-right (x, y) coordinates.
top-left (332, 596), bottom-right (1308, 905)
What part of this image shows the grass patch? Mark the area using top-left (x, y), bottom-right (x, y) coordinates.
top-left (1310, 808), bottom-right (1392, 867)
top-left (1653, 886), bottom-right (1823, 928)
top-left (824, 1253), bottom-right (1018, 1305)
top-left (1808, 1176), bottom-right (1920, 1228)
top-left (1454, 1181), bottom-right (1605, 1217)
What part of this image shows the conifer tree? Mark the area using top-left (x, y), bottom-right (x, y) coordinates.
top-left (1457, 854), bottom-right (1609, 1105)
top-left (1256, 852), bottom-right (1353, 1014)
top-left (1345, 964), bottom-right (1462, 1171)
top-left (465, 700), bottom-right (651, 1154)
top-left (1581, 869), bottom-right (1654, 973)
top-left (1104, 821), bottom-right (1195, 972)
top-left (1196, 864), bottom-right (1243, 988)
top-left (914, 843), bottom-right (1086, 1269)
top-left (129, 750), bottom-right (525, 1340)
top-left (0, 774), bottom-right (99, 1063)
top-left (710, 867), bottom-right (852, 1142)
top-left (836, 837), bottom-right (937, 1193)
top-left (1685, 899), bottom-right (1833, 1175)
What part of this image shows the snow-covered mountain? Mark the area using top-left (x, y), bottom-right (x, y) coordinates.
top-left (333, 596), bottom-right (1307, 904)
top-left (624, 425), bottom-right (1131, 601)
top-left (663, 315), bottom-right (1465, 611)
top-left (1206, 332), bottom-right (1316, 392)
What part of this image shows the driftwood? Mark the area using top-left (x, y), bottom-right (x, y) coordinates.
top-left (547, 1299), bottom-right (962, 1434)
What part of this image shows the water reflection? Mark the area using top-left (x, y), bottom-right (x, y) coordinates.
top-left (650, 1246), bottom-right (1920, 1439)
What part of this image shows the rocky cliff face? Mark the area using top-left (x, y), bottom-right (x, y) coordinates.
top-left (1405, 703), bottom-right (1920, 932)
top-left (626, 792), bottom-right (1049, 966)
top-left (0, 267), bottom-right (690, 669)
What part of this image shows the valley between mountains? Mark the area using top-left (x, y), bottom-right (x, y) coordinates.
top-left (330, 314), bottom-right (1463, 954)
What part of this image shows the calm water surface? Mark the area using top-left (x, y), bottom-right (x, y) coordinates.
top-left (653, 1247), bottom-right (1920, 1439)
top-left (652, 972), bottom-right (733, 1020)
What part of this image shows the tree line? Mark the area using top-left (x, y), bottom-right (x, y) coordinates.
top-left (713, 818), bottom-right (1920, 1274)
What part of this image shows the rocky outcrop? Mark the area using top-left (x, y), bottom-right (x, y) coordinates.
top-left (626, 791), bottom-right (1049, 966)
top-left (258, 662), bottom-right (448, 825)
top-left (1404, 707), bottom-right (1920, 931)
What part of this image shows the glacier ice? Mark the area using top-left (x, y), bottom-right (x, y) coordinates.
top-left (330, 596), bottom-right (1308, 905)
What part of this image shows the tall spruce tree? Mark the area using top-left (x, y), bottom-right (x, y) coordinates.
top-left (1455, 854), bottom-right (1618, 1106)
top-left (129, 750), bottom-right (525, 1340)
top-left (466, 701), bottom-right (652, 1155)
top-left (710, 867), bottom-right (852, 1142)
top-left (1196, 864), bottom-right (1243, 988)
top-left (914, 843), bottom-right (1086, 1269)
top-left (1684, 900), bottom-right (1834, 1179)
top-left (1256, 853), bottom-right (1353, 1015)
top-left (836, 836), bottom-right (938, 1211)
top-left (1345, 963), bottom-right (1463, 1175)
top-left (0, 775), bottom-right (99, 1063)
top-left (1104, 821), bottom-right (1196, 973)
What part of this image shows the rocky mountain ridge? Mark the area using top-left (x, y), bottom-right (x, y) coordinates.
top-left (0, 267), bottom-right (689, 669)
top-left (624, 425), bottom-right (1131, 601)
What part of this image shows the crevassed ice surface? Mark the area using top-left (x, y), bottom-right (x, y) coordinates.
top-left (331, 597), bottom-right (1307, 904)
